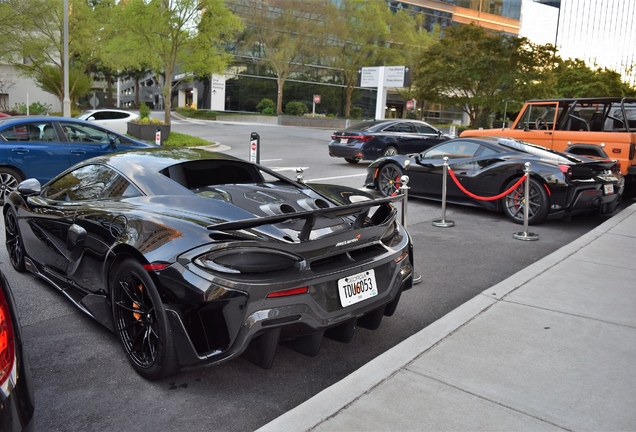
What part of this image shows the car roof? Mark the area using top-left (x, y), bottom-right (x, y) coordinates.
top-left (344, 118), bottom-right (433, 132)
top-left (79, 109), bottom-right (134, 114)
top-left (0, 115), bottom-right (93, 125)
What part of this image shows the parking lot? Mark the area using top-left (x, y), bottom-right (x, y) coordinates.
top-left (5, 119), bottom-right (619, 431)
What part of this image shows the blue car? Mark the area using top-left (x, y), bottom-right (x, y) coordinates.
top-left (0, 116), bottom-right (157, 202)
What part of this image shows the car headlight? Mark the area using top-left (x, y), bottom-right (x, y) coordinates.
top-left (195, 248), bottom-right (302, 274)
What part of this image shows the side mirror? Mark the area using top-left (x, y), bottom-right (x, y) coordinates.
top-left (17, 178), bottom-right (41, 196)
top-left (87, 116), bottom-right (96, 121)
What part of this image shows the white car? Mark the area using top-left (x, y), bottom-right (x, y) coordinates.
top-left (75, 109), bottom-right (138, 134)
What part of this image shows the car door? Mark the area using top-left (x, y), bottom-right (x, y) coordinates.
top-left (88, 111), bottom-right (132, 134)
top-left (507, 102), bottom-right (559, 149)
top-left (59, 121), bottom-right (145, 165)
top-left (410, 140), bottom-right (482, 201)
top-left (412, 122), bottom-right (448, 153)
top-left (19, 164), bottom-right (141, 295)
top-left (381, 122), bottom-right (416, 152)
top-left (0, 120), bottom-right (72, 183)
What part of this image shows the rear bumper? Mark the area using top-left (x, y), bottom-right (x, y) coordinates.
top-left (328, 141), bottom-right (364, 159)
top-left (161, 232), bottom-right (414, 370)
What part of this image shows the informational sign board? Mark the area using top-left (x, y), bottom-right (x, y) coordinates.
top-left (357, 66), bottom-right (411, 120)
top-left (210, 74), bottom-right (226, 111)
top-left (358, 66), bottom-right (410, 88)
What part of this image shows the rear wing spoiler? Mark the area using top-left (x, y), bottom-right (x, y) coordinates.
top-left (207, 195), bottom-right (404, 242)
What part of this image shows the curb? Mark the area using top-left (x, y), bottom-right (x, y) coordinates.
top-left (256, 202), bottom-right (636, 432)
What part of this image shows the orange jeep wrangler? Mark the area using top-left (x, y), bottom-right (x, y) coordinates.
top-left (461, 97), bottom-right (636, 196)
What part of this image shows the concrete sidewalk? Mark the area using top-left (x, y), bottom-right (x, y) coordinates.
top-left (258, 203), bottom-right (636, 431)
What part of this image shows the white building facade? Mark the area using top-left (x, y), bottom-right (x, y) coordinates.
top-left (520, 0), bottom-right (636, 86)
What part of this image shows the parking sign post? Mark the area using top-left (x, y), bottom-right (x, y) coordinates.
top-left (250, 132), bottom-right (260, 164)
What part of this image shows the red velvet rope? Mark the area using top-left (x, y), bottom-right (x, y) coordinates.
top-left (447, 168), bottom-right (527, 201)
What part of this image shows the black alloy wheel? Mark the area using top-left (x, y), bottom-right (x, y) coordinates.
top-left (377, 164), bottom-right (404, 197)
top-left (0, 168), bottom-right (24, 204)
top-left (502, 177), bottom-right (549, 224)
top-left (344, 157), bottom-right (361, 164)
top-left (112, 259), bottom-right (179, 380)
top-left (4, 208), bottom-right (25, 272)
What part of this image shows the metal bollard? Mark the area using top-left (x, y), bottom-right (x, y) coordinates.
top-left (432, 157), bottom-right (455, 227)
top-left (296, 167), bottom-right (305, 184)
top-left (513, 162), bottom-right (539, 241)
top-left (398, 174), bottom-right (422, 285)
top-left (399, 174), bottom-right (410, 228)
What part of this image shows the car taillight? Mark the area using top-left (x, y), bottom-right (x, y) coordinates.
top-left (348, 135), bottom-right (374, 142)
top-left (0, 287), bottom-right (15, 388)
top-left (267, 287), bottom-right (308, 298)
top-left (558, 164), bottom-right (572, 177)
top-left (331, 133), bottom-right (337, 140)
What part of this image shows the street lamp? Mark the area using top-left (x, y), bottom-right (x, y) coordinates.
top-left (63, 0), bottom-right (71, 117)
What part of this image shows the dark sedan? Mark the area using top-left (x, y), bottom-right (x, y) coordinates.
top-left (365, 136), bottom-right (624, 224)
top-left (5, 148), bottom-right (414, 380)
top-left (0, 116), bottom-right (156, 202)
top-left (0, 269), bottom-right (35, 431)
top-left (328, 119), bottom-right (454, 164)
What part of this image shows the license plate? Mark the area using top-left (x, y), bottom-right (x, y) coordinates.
top-left (340, 138), bottom-right (348, 144)
top-left (338, 269), bottom-right (377, 307)
top-left (604, 184), bottom-right (614, 195)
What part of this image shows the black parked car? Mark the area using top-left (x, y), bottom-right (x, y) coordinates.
top-left (5, 148), bottom-right (414, 380)
top-left (328, 119), bottom-right (454, 164)
top-left (365, 136), bottom-right (624, 224)
top-left (0, 269), bottom-right (35, 431)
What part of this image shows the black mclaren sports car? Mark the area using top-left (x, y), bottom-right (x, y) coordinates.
top-left (365, 136), bottom-right (624, 224)
top-left (4, 148), bottom-right (414, 380)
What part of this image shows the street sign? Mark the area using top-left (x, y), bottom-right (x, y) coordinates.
top-left (314, 94), bottom-right (321, 104)
top-left (406, 99), bottom-right (415, 111)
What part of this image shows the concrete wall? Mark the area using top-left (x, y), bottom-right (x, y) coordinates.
top-left (0, 64), bottom-right (61, 112)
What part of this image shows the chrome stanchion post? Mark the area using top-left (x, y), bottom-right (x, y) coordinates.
top-left (398, 174), bottom-right (421, 285)
top-left (296, 167), bottom-right (305, 184)
top-left (399, 174), bottom-right (409, 228)
top-left (432, 156), bottom-right (455, 227)
top-left (513, 162), bottom-right (539, 241)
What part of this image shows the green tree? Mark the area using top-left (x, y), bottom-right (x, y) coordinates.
top-left (553, 58), bottom-right (636, 98)
top-left (325, 0), bottom-right (393, 118)
top-left (0, 0), bottom-right (98, 107)
top-left (382, 10), bottom-right (437, 111)
top-left (105, 0), bottom-right (243, 125)
top-left (233, 0), bottom-right (329, 114)
top-left (414, 24), bottom-right (557, 127)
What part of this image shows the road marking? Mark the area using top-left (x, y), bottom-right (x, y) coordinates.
top-left (307, 173), bottom-right (367, 182)
top-left (271, 166), bottom-right (309, 172)
top-left (261, 159), bottom-right (283, 162)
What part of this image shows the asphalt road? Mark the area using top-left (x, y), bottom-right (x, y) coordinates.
top-left (4, 116), bottom-right (624, 431)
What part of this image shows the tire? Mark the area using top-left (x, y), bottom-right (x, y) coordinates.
top-left (377, 164), bottom-right (404, 197)
top-left (382, 146), bottom-right (398, 157)
top-left (111, 259), bottom-right (179, 380)
top-left (344, 157), bottom-right (361, 164)
top-left (4, 208), bottom-right (25, 272)
top-left (0, 167), bottom-right (24, 204)
top-left (502, 177), bottom-right (549, 225)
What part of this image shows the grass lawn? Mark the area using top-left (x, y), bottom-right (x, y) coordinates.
top-left (162, 131), bottom-right (215, 147)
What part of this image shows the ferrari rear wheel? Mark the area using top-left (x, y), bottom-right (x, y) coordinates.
top-left (4, 208), bottom-right (25, 272)
top-left (112, 259), bottom-right (179, 380)
top-left (502, 177), bottom-right (549, 224)
top-left (377, 164), bottom-right (404, 197)
top-left (344, 157), bottom-right (361, 164)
